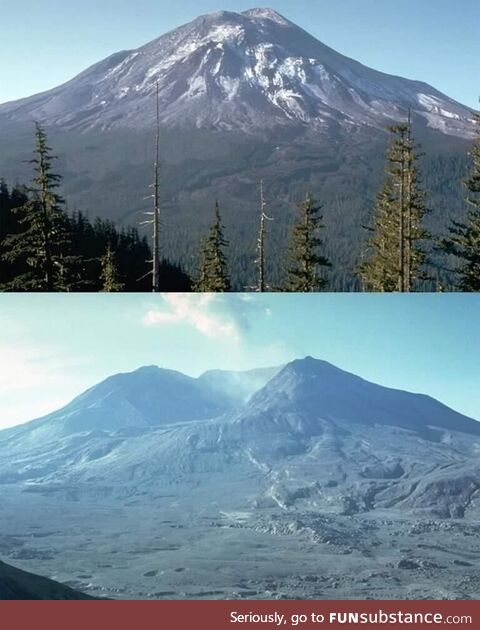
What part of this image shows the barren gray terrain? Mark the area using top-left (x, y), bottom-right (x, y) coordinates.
top-left (1, 358), bottom-right (479, 600)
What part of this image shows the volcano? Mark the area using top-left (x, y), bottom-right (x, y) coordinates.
top-left (0, 9), bottom-right (474, 137)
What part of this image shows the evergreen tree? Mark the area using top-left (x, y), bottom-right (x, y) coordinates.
top-left (1, 124), bottom-right (79, 291)
top-left (100, 245), bottom-right (124, 292)
top-left (285, 193), bottom-right (331, 292)
top-left (0, 180), bottom-right (10, 252)
top-left (196, 201), bottom-right (231, 292)
top-left (440, 112), bottom-right (480, 291)
top-left (359, 117), bottom-right (429, 292)
top-left (0, 181), bottom-right (11, 286)
top-left (0, 184), bottom-right (30, 288)
top-left (358, 181), bottom-right (399, 292)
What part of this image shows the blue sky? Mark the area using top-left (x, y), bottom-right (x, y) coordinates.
top-left (1, 0), bottom-right (478, 107)
top-left (0, 293), bottom-right (479, 429)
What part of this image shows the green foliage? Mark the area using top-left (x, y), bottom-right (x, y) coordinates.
top-left (285, 193), bottom-right (331, 292)
top-left (196, 201), bottom-right (231, 292)
top-left (66, 213), bottom-right (192, 292)
top-left (100, 246), bottom-right (124, 292)
top-left (440, 113), bottom-right (480, 292)
top-left (358, 120), bottom-right (430, 292)
top-left (0, 181), bottom-right (29, 287)
top-left (1, 124), bottom-right (79, 291)
top-left (0, 127), bottom-right (193, 293)
top-left (0, 122), bottom-right (473, 291)
top-left (358, 181), bottom-right (399, 292)
top-left (1, 120), bottom-right (478, 293)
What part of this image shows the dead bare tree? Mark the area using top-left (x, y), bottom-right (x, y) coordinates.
top-left (255, 180), bottom-right (274, 292)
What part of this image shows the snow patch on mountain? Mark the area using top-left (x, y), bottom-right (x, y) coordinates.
top-left (0, 8), bottom-right (475, 137)
top-left (242, 8), bottom-right (291, 25)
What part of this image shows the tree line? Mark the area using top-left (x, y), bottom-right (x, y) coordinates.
top-left (0, 125), bottom-right (190, 292)
top-left (1, 114), bottom-right (479, 292)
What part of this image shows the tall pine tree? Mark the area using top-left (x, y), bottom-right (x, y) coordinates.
top-left (1, 124), bottom-right (78, 291)
top-left (196, 201), bottom-right (231, 292)
top-left (285, 193), bottom-right (330, 292)
top-left (358, 181), bottom-right (399, 292)
top-left (359, 117), bottom-right (429, 292)
top-left (440, 112), bottom-right (480, 291)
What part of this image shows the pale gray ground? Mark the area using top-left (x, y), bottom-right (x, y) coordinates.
top-left (1, 490), bottom-right (480, 600)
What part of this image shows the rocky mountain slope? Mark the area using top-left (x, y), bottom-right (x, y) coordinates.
top-left (1, 357), bottom-right (479, 599)
top-left (0, 9), bottom-right (474, 137)
top-left (0, 365), bottom-right (276, 445)
top-left (1, 358), bottom-right (479, 518)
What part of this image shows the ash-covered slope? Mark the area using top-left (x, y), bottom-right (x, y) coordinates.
top-left (0, 560), bottom-right (95, 600)
top-left (0, 8), bottom-right (473, 137)
top-left (0, 365), bottom-right (275, 446)
top-left (236, 357), bottom-right (480, 439)
top-left (0, 366), bottom-right (229, 446)
top-left (1, 358), bottom-right (479, 519)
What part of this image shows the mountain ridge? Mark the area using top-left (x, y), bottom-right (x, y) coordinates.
top-left (1, 355), bottom-right (480, 600)
top-left (0, 9), bottom-right (476, 292)
top-left (0, 8), bottom-right (474, 137)
top-left (1, 357), bottom-right (478, 443)
top-left (0, 364), bottom-right (280, 444)
top-left (0, 357), bottom-right (479, 523)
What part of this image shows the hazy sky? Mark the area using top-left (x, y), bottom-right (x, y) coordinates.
top-left (1, 0), bottom-right (478, 107)
top-left (0, 293), bottom-right (479, 430)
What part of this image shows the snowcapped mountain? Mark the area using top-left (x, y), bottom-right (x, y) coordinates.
top-left (0, 8), bottom-right (474, 137)
top-left (1, 358), bottom-right (479, 518)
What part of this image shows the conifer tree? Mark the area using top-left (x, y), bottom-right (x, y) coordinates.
top-left (0, 181), bottom-right (11, 286)
top-left (358, 181), bottom-right (398, 292)
top-left (285, 193), bottom-right (331, 292)
top-left (359, 117), bottom-right (429, 292)
top-left (100, 245), bottom-right (124, 292)
top-left (0, 180), bottom-right (10, 245)
top-left (440, 112), bottom-right (480, 291)
top-left (0, 184), bottom-right (30, 289)
top-left (1, 124), bottom-right (78, 291)
top-left (196, 201), bottom-right (231, 292)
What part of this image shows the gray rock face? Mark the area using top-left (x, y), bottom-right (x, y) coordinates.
top-left (239, 357), bottom-right (480, 438)
top-left (0, 9), bottom-right (474, 137)
top-left (0, 365), bottom-right (276, 446)
top-left (1, 357), bottom-right (479, 519)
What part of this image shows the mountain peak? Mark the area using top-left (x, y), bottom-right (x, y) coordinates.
top-left (244, 357), bottom-right (480, 437)
top-left (284, 356), bottom-right (345, 376)
top-left (0, 7), bottom-right (474, 137)
top-left (133, 365), bottom-right (160, 373)
top-left (241, 8), bottom-right (291, 24)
